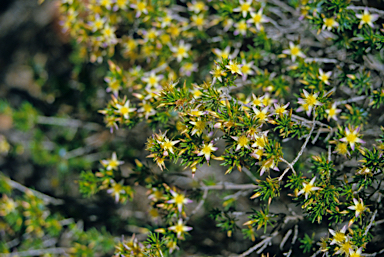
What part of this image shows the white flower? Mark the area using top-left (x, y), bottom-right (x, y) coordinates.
top-left (356, 8), bottom-right (378, 28)
top-left (282, 42), bottom-right (306, 62)
top-left (298, 177), bottom-right (321, 200)
top-left (233, 0), bottom-right (254, 18)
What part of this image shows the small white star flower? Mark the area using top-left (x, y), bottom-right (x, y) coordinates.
top-left (298, 177), bottom-right (321, 200)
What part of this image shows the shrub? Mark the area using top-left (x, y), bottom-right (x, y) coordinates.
top-left (1, 0), bottom-right (384, 256)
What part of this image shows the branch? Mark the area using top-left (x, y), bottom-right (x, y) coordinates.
top-left (6, 178), bottom-right (64, 205)
top-left (291, 111), bottom-right (317, 166)
top-left (201, 183), bottom-right (257, 190)
top-left (346, 6), bottom-right (384, 16)
top-left (36, 116), bottom-right (102, 131)
top-left (334, 95), bottom-right (366, 106)
top-left (186, 187), bottom-right (208, 221)
top-left (236, 232), bottom-right (277, 257)
top-left (0, 247), bottom-right (69, 257)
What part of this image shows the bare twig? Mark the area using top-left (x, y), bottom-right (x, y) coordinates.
top-left (7, 179), bottom-right (64, 205)
top-left (0, 247), bottom-right (69, 257)
top-left (236, 232), bottom-right (278, 257)
top-left (291, 111), bottom-right (317, 166)
top-left (242, 167), bottom-right (258, 183)
top-left (334, 95), bottom-right (366, 106)
top-left (201, 183), bottom-right (257, 190)
top-left (37, 116), bottom-right (102, 131)
top-left (305, 57), bottom-right (338, 63)
top-left (186, 188), bottom-right (208, 221)
top-left (346, 6), bottom-right (384, 16)
top-left (280, 229), bottom-right (292, 250)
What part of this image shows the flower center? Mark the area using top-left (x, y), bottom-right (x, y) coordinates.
top-left (241, 3), bottom-right (251, 12)
top-left (120, 106), bottom-right (129, 115)
top-left (174, 194), bottom-right (185, 205)
top-left (346, 133), bottom-right (357, 143)
top-left (238, 135), bottom-right (249, 147)
top-left (241, 65), bottom-right (251, 74)
top-left (137, 2), bottom-right (146, 11)
top-left (291, 46), bottom-right (300, 56)
top-left (333, 232), bottom-right (346, 243)
top-left (305, 95), bottom-right (317, 106)
top-left (253, 14), bottom-right (262, 23)
top-left (362, 14), bottom-right (371, 23)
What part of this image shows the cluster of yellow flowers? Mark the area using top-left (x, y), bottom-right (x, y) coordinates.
top-left (56, 0), bottom-right (384, 255)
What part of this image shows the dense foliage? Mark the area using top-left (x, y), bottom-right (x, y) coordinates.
top-left (1, 0), bottom-right (384, 256)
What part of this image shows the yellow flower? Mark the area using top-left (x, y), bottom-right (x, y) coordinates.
top-left (168, 219), bottom-right (193, 239)
top-left (89, 15), bottom-right (105, 32)
top-left (188, 0), bottom-right (207, 13)
top-left (138, 100), bottom-right (156, 119)
top-left (340, 126), bottom-right (365, 150)
top-left (225, 60), bottom-right (243, 75)
top-left (130, 1), bottom-right (148, 18)
top-left (348, 198), bottom-right (366, 217)
top-left (334, 142), bottom-right (350, 156)
top-left (170, 40), bottom-right (191, 62)
top-left (107, 179), bottom-right (125, 202)
top-left (213, 46), bottom-right (232, 60)
top-left (322, 17), bottom-right (339, 30)
top-left (142, 71), bottom-right (163, 88)
top-left (198, 142), bottom-right (218, 161)
top-left (283, 42), bottom-right (306, 62)
top-left (318, 68), bottom-right (332, 85)
top-left (325, 103), bottom-right (341, 121)
top-left (101, 152), bottom-right (124, 171)
top-left (233, 0), bottom-right (254, 18)
top-left (253, 106), bottom-right (269, 123)
top-left (349, 248), bottom-right (363, 257)
top-left (356, 9), bottom-right (378, 28)
top-left (166, 190), bottom-right (193, 212)
top-left (240, 59), bottom-right (256, 80)
top-left (334, 237), bottom-right (354, 255)
top-left (298, 177), bottom-right (321, 200)
top-left (234, 20), bottom-right (248, 36)
top-left (161, 138), bottom-right (180, 156)
top-left (273, 103), bottom-right (290, 116)
top-left (251, 94), bottom-right (265, 107)
top-left (259, 158), bottom-right (278, 176)
top-left (189, 119), bottom-right (206, 136)
top-left (192, 14), bottom-right (205, 30)
top-left (247, 8), bottom-right (268, 30)
top-left (329, 225), bottom-right (347, 245)
top-left (116, 100), bottom-right (136, 119)
top-left (210, 65), bottom-right (227, 83)
top-left (231, 135), bottom-right (250, 151)
top-left (297, 89), bottom-right (322, 116)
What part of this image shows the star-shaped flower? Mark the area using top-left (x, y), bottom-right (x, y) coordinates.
top-left (101, 152), bottom-right (124, 171)
top-left (318, 68), bottom-right (332, 85)
top-left (325, 103), bottom-right (341, 121)
top-left (116, 100), bottom-right (137, 119)
top-left (322, 17), bottom-right (339, 30)
top-left (166, 190), bottom-right (193, 212)
top-left (247, 8), bottom-right (268, 30)
top-left (198, 142), bottom-right (218, 162)
top-left (356, 8), bottom-right (378, 28)
top-left (283, 42), bottom-right (306, 62)
top-left (329, 225), bottom-right (347, 245)
top-left (233, 0), bottom-right (254, 18)
top-left (340, 126), bottom-right (365, 150)
top-left (298, 177), bottom-right (321, 200)
top-left (348, 198), bottom-right (366, 217)
top-left (168, 219), bottom-right (193, 239)
top-left (225, 60), bottom-right (243, 75)
top-left (297, 89), bottom-right (322, 116)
